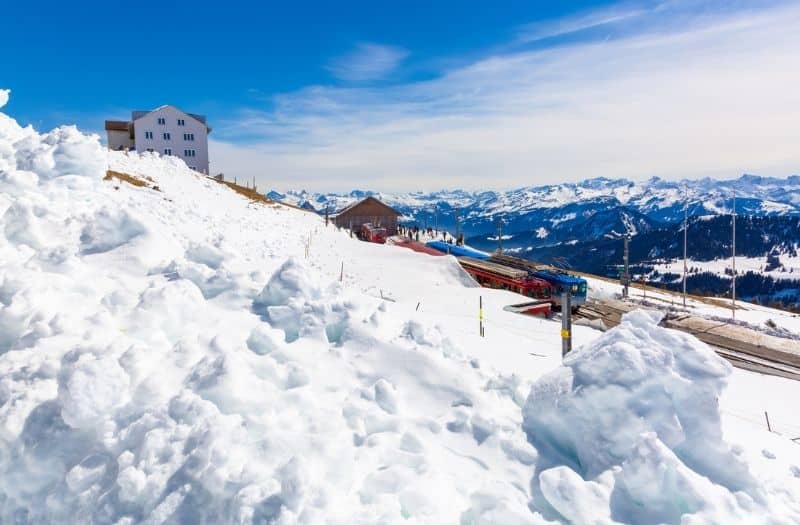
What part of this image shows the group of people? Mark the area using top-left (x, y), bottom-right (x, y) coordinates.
top-left (396, 224), bottom-right (464, 246)
top-left (398, 224), bottom-right (424, 241)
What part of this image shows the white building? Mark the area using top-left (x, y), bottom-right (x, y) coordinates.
top-left (105, 105), bottom-right (211, 174)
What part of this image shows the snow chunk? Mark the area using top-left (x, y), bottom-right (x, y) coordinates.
top-left (253, 257), bottom-right (353, 344)
top-left (254, 257), bottom-right (322, 308)
top-left (523, 309), bottom-right (762, 522)
top-left (80, 206), bottom-right (148, 254)
top-left (58, 352), bottom-right (131, 430)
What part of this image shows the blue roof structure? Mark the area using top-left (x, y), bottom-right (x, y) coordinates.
top-left (533, 270), bottom-right (585, 285)
top-left (425, 241), bottom-right (490, 260)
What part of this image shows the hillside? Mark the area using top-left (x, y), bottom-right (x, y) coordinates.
top-left (1, 91), bottom-right (800, 523)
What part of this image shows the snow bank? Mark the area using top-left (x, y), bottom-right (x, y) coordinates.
top-left (0, 92), bottom-right (544, 523)
top-left (523, 310), bottom-right (798, 523)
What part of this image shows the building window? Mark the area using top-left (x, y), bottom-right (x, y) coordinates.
top-left (146, 148), bottom-right (154, 152)
top-left (184, 149), bottom-right (196, 157)
top-left (164, 148), bottom-right (172, 155)
top-left (177, 119), bottom-right (185, 126)
top-left (145, 131), bottom-right (153, 139)
top-left (157, 117), bottom-right (166, 125)
top-left (163, 132), bottom-right (171, 140)
top-left (183, 133), bottom-right (195, 141)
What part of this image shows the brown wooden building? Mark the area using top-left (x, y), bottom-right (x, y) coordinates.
top-left (333, 196), bottom-right (400, 235)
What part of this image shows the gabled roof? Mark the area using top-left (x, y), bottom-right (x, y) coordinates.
top-left (335, 196), bottom-right (401, 217)
top-left (131, 105), bottom-right (212, 133)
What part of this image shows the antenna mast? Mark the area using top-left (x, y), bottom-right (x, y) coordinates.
top-left (732, 187), bottom-right (736, 320)
top-left (683, 184), bottom-right (688, 307)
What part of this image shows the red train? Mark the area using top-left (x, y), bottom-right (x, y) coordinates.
top-left (358, 223), bottom-right (388, 243)
top-left (459, 257), bottom-right (553, 315)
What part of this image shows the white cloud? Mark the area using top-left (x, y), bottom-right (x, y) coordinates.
top-left (211, 2), bottom-right (800, 192)
top-left (516, 3), bottom-right (647, 43)
top-left (327, 43), bottom-right (409, 82)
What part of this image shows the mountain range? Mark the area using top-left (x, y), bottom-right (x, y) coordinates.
top-left (270, 174), bottom-right (800, 243)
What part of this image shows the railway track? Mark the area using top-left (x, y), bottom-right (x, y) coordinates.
top-left (574, 299), bottom-right (800, 381)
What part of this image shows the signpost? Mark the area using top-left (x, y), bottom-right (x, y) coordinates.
top-left (561, 290), bottom-right (572, 358)
top-left (479, 296), bottom-right (485, 337)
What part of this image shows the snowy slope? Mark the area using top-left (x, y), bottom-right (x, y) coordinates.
top-left (1, 90), bottom-right (799, 523)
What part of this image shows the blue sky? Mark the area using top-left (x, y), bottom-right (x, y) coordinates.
top-left (3, 0), bottom-right (800, 191)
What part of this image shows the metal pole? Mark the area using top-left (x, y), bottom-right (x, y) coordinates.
top-left (683, 184), bottom-right (688, 307)
top-left (732, 187), bottom-right (736, 320)
top-left (561, 290), bottom-right (572, 358)
top-left (479, 295), bottom-right (484, 337)
top-left (623, 235), bottom-right (630, 299)
top-left (455, 207), bottom-right (460, 243)
top-left (496, 218), bottom-right (503, 254)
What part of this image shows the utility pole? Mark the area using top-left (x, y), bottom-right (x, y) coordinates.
top-left (622, 234), bottom-right (630, 299)
top-left (455, 207), bottom-right (461, 241)
top-left (496, 218), bottom-right (503, 254)
top-left (561, 290), bottom-right (572, 358)
top-left (683, 184), bottom-right (688, 307)
top-left (732, 187), bottom-right (736, 320)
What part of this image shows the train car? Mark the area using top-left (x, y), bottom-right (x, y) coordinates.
top-left (425, 241), bottom-right (491, 260)
top-left (531, 270), bottom-right (587, 309)
top-left (490, 253), bottom-right (587, 309)
top-left (358, 223), bottom-right (388, 244)
top-left (458, 257), bottom-right (554, 315)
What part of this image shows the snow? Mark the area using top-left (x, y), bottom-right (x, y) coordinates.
top-left (548, 212), bottom-right (576, 226)
top-left (522, 310), bottom-right (787, 523)
top-left (652, 255), bottom-right (800, 281)
top-left (486, 234), bottom-right (513, 241)
top-left (0, 90), bottom-right (799, 523)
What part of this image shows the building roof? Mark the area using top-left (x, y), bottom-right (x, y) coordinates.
top-left (131, 105), bottom-right (212, 133)
top-left (104, 120), bottom-right (134, 139)
top-left (104, 120), bottom-right (130, 131)
top-left (335, 196), bottom-right (401, 217)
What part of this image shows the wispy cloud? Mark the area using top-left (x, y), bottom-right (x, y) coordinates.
top-left (327, 43), bottom-right (409, 82)
top-left (211, 2), bottom-right (800, 192)
top-left (516, 3), bottom-right (649, 43)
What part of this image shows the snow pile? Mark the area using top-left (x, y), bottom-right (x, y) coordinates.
top-left (0, 92), bottom-right (543, 523)
top-left (523, 310), bottom-right (799, 523)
